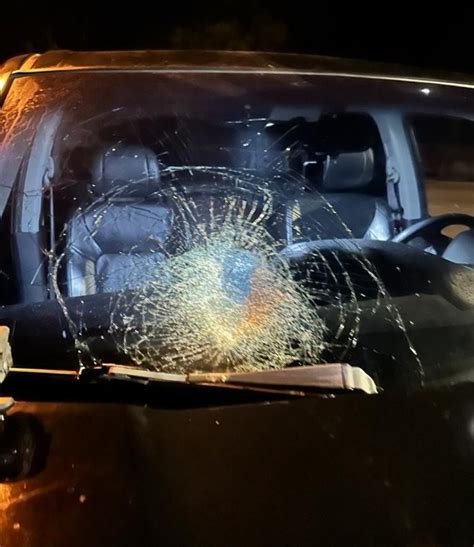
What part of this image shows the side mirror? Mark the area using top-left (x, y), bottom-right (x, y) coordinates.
top-left (0, 399), bottom-right (49, 482)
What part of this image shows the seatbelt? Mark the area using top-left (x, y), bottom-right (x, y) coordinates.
top-left (386, 160), bottom-right (404, 234)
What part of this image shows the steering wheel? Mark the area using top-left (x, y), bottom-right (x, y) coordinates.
top-left (391, 213), bottom-right (474, 244)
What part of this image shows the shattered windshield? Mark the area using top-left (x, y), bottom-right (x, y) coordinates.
top-left (0, 72), bottom-right (473, 391)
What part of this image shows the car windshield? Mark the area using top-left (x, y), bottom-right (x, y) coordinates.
top-left (0, 71), bottom-right (473, 392)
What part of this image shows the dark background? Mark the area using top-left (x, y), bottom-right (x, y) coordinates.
top-left (1, 2), bottom-right (474, 73)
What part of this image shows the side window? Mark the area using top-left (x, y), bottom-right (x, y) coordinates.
top-left (411, 115), bottom-right (474, 220)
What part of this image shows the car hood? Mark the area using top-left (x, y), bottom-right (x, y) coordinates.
top-left (1, 385), bottom-right (474, 547)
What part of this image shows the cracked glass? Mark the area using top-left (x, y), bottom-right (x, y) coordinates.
top-left (0, 71), bottom-right (473, 392)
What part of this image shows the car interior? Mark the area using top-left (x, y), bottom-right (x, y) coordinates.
top-left (58, 112), bottom-right (392, 297)
top-left (6, 109), bottom-right (474, 304)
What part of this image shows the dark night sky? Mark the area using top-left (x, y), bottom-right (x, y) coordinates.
top-left (2, 2), bottom-right (474, 73)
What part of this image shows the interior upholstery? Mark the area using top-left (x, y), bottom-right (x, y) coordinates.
top-left (321, 149), bottom-right (375, 191)
top-left (67, 145), bottom-right (173, 296)
top-left (292, 149), bottom-right (392, 241)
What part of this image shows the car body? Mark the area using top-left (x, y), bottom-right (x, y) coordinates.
top-left (0, 50), bottom-right (473, 546)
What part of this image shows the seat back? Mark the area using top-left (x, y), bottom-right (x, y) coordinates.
top-left (67, 145), bottom-right (173, 296)
top-left (292, 149), bottom-right (392, 241)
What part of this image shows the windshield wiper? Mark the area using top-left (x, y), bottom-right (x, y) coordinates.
top-left (5, 363), bottom-right (378, 395)
top-left (102, 363), bottom-right (378, 395)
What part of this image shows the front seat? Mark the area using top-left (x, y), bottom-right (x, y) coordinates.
top-left (291, 149), bottom-right (392, 241)
top-left (66, 145), bottom-right (173, 296)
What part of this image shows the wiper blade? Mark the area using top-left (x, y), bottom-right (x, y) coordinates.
top-left (104, 363), bottom-right (378, 395)
top-left (5, 363), bottom-right (377, 395)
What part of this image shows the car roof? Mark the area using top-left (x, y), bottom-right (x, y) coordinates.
top-left (2, 49), bottom-right (474, 113)
top-left (1, 49), bottom-right (474, 88)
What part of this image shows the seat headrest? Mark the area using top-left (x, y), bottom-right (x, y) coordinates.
top-left (322, 148), bottom-right (374, 191)
top-left (91, 145), bottom-right (160, 197)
